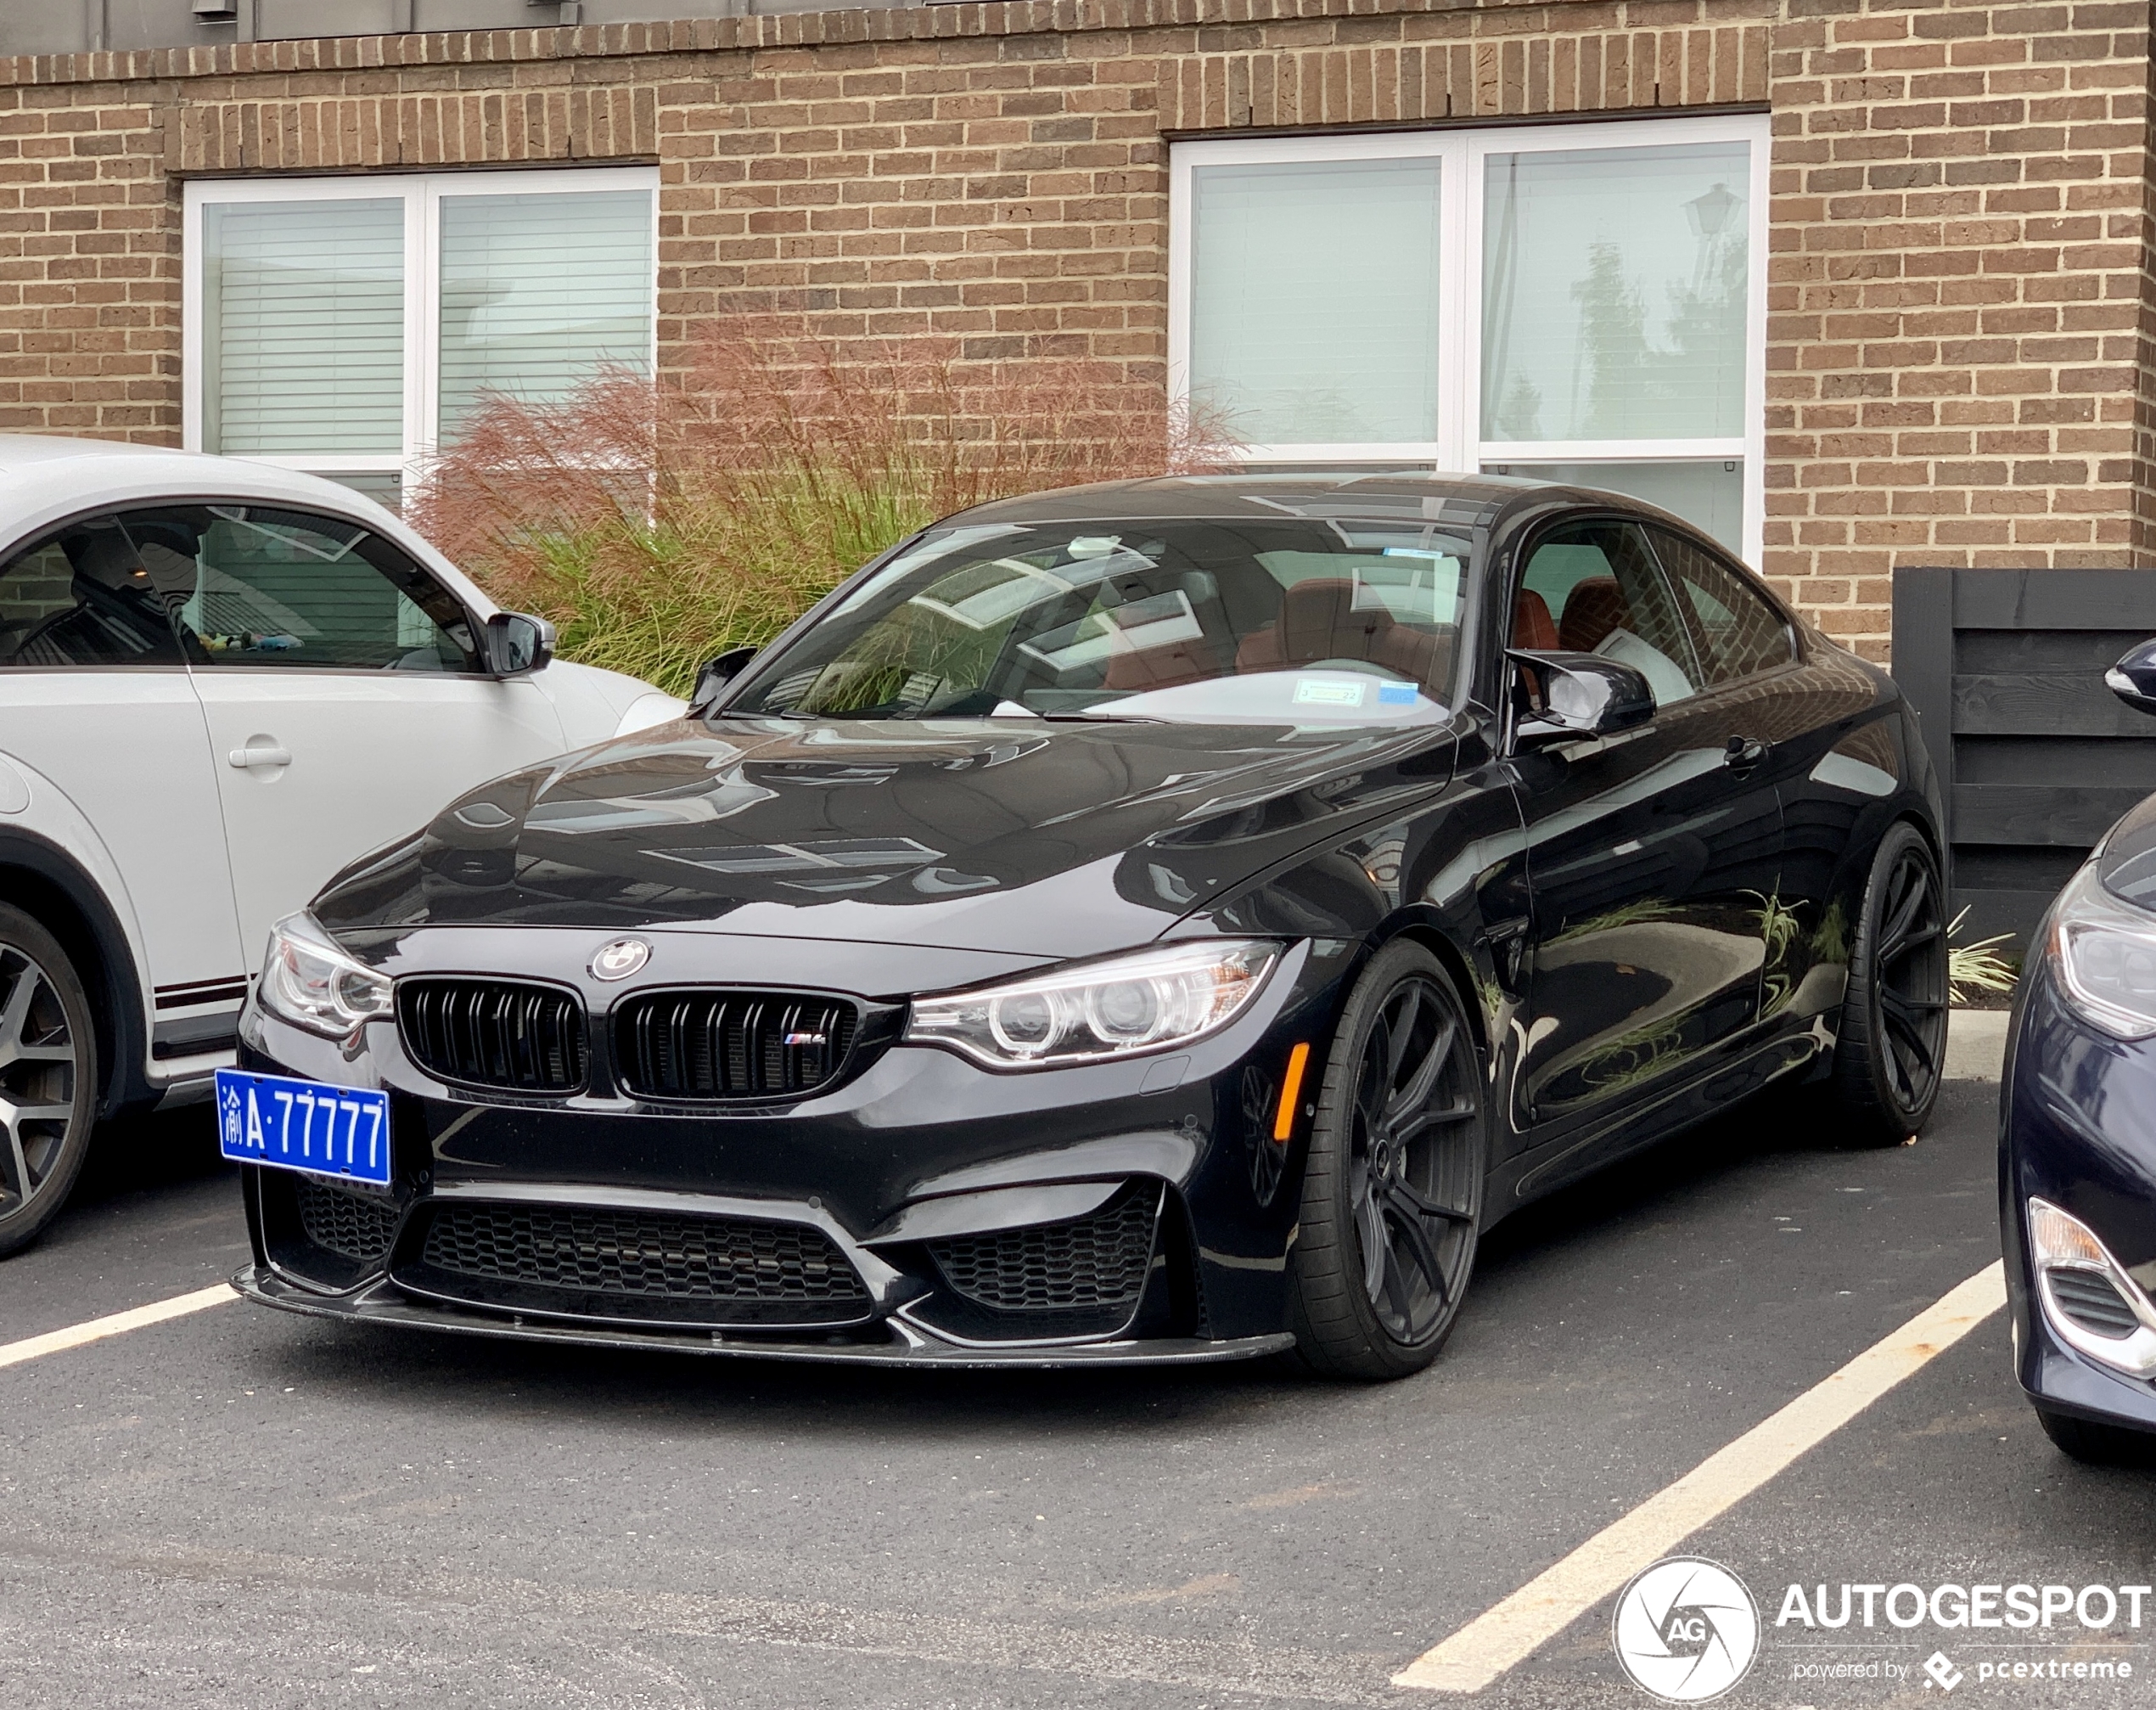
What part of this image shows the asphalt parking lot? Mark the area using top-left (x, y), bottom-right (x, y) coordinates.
top-left (4, 1015), bottom-right (2149, 1709)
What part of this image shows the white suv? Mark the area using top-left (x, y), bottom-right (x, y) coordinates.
top-left (0, 437), bottom-right (683, 1253)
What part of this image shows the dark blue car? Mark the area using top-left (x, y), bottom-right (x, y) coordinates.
top-left (2003, 639), bottom-right (2156, 1460)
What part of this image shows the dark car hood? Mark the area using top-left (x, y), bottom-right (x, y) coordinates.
top-left (315, 715), bottom-right (1459, 957)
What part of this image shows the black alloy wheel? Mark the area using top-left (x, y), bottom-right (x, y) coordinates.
top-left (1831, 822), bottom-right (1949, 1146)
top-left (1288, 940), bottom-right (1485, 1379)
top-left (0, 903), bottom-right (97, 1258)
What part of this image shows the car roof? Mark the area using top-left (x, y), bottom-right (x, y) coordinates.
top-left (948, 471), bottom-right (1698, 541)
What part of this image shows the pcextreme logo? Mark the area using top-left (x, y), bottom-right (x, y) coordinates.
top-left (1611, 1556), bottom-right (1762, 1703)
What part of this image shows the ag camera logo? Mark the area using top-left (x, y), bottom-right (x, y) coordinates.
top-left (1613, 1556), bottom-right (1761, 1702)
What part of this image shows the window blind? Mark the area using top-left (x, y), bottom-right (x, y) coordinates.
top-left (1189, 160), bottom-right (1442, 446)
top-left (1481, 142), bottom-right (1751, 442)
top-left (202, 200), bottom-right (405, 458)
top-left (437, 189), bottom-right (654, 442)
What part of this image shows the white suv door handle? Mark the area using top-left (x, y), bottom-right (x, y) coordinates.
top-left (227, 740), bottom-right (292, 770)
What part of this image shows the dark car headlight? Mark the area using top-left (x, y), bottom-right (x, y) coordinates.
top-left (256, 912), bottom-right (394, 1039)
top-left (905, 940), bottom-right (1283, 1070)
top-left (2051, 859), bottom-right (2156, 1040)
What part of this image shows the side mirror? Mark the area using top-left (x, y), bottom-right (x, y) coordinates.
top-left (484, 611), bottom-right (555, 677)
top-left (1508, 649), bottom-right (1656, 750)
top-left (687, 645), bottom-right (759, 717)
top-left (2108, 638), bottom-right (2156, 717)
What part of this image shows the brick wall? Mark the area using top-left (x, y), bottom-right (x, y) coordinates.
top-left (1766, 0), bottom-right (2156, 658)
top-left (0, 0), bottom-right (2147, 657)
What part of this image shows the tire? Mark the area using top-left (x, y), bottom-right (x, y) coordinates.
top-left (0, 904), bottom-right (98, 1258)
top-left (1828, 822), bottom-right (1948, 1146)
top-left (2035, 1405), bottom-right (2156, 1466)
top-left (1287, 941), bottom-right (1486, 1381)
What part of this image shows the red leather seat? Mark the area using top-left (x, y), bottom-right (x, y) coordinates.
top-left (1511, 589), bottom-right (1558, 650)
top-left (1102, 636), bottom-right (1218, 692)
top-left (1235, 579), bottom-right (1440, 685)
top-left (1558, 577), bottom-right (1632, 653)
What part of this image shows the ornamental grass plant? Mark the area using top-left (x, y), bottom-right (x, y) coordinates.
top-left (410, 317), bottom-right (1239, 697)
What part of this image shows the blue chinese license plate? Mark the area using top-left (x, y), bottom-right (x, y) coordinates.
top-left (215, 1067), bottom-right (392, 1187)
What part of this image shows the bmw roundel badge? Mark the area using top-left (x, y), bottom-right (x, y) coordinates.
top-left (589, 937), bottom-right (651, 982)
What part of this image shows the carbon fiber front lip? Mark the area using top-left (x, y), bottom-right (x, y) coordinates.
top-left (231, 1264), bottom-right (1294, 1369)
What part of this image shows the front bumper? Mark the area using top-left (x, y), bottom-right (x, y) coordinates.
top-left (232, 1263), bottom-right (1295, 1369)
top-left (233, 930), bottom-right (1357, 1365)
top-left (2003, 963), bottom-right (2156, 1431)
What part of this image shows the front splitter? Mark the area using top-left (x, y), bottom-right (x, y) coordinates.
top-left (232, 1266), bottom-right (1295, 1370)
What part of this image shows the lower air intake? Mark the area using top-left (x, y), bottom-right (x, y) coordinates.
top-left (921, 1181), bottom-right (1162, 1341)
top-left (295, 1178), bottom-right (401, 1265)
top-left (2049, 1267), bottom-right (2142, 1339)
top-left (397, 1202), bottom-right (872, 1330)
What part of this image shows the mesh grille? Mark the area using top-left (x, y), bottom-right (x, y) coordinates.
top-left (929, 1183), bottom-right (1159, 1313)
top-left (2050, 1268), bottom-right (2142, 1339)
top-left (295, 1178), bottom-right (400, 1264)
top-left (399, 979), bottom-right (587, 1093)
top-left (418, 1204), bottom-right (868, 1307)
top-left (615, 991), bottom-right (857, 1101)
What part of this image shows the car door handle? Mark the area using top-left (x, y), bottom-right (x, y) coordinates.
top-left (1723, 735), bottom-right (1766, 774)
top-left (227, 741), bottom-right (292, 770)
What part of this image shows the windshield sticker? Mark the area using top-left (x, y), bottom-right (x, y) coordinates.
top-left (1378, 682), bottom-right (1418, 706)
top-left (1294, 678), bottom-right (1367, 707)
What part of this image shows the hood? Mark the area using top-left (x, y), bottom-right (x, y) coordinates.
top-left (314, 714), bottom-right (1458, 957)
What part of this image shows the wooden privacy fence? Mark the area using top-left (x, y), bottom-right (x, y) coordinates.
top-left (1891, 566), bottom-right (2156, 951)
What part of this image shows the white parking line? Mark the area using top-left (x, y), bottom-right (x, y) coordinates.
top-left (1394, 1260), bottom-right (2008, 1693)
top-left (0, 1281), bottom-right (236, 1371)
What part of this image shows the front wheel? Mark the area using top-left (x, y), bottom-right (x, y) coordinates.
top-left (1828, 822), bottom-right (1948, 1146)
top-left (0, 904), bottom-right (97, 1258)
top-left (1287, 942), bottom-right (1486, 1380)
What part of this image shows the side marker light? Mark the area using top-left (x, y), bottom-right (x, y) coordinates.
top-left (1273, 1042), bottom-right (1311, 1142)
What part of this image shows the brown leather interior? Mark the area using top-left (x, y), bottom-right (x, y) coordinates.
top-left (1102, 636), bottom-right (1218, 692)
top-left (1557, 577), bottom-right (1631, 653)
top-left (1510, 588), bottom-right (1558, 651)
top-left (1234, 578), bottom-right (1440, 685)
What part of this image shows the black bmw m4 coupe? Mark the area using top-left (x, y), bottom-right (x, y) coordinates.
top-left (225, 474), bottom-right (1948, 1378)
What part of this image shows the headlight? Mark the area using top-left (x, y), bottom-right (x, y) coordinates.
top-left (256, 913), bottom-right (393, 1039)
top-left (2051, 858), bottom-right (2156, 1039)
top-left (904, 940), bottom-right (1282, 1070)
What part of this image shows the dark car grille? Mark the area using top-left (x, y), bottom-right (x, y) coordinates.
top-left (398, 979), bottom-right (587, 1094)
top-left (401, 1202), bottom-right (872, 1328)
top-left (295, 1178), bottom-right (401, 1265)
top-left (2049, 1267), bottom-right (2142, 1339)
top-left (929, 1182), bottom-right (1160, 1316)
top-left (615, 991), bottom-right (857, 1102)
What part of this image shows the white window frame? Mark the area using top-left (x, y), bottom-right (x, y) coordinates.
top-left (1168, 115), bottom-right (1771, 565)
top-left (182, 166), bottom-right (660, 489)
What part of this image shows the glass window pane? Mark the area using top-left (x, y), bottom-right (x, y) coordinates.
top-left (1482, 143), bottom-right (1750, 442)
top-left (0, 516), bottom-right (184, 669)
top-left (438, 189), bottom-right (654, 443)
top-left (1190, 159), bottom-right (1441, 445)
top-left (1483, 459), bottom-right (1744, 554)
top-left (118, 505), bottom-right (480, 673)
top-left (1517, 520), bottom-right (1704, 706)
top-left (1646, 526), bottom-right (1794, 684)
top-left (203, 199), bottom-right (404, 458)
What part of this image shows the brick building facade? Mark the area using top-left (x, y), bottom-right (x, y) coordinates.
top-left (0, 0), bottom-right (2148, 661)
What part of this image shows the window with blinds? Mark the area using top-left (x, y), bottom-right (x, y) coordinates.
top-left (202, 199), bottom-right (405, 458)
top-left (437, 189), bottom-right (654, 442)
top-left (187, 170), bottom-right (657, 499)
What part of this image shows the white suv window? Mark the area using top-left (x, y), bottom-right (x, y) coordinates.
top-left (115, 505), bottom-right (481, 673)
top-left (0, 515), bottom-right (188, 669)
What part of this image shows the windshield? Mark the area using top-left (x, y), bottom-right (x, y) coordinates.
top-left (731, 517), bottom-right (1472, 726)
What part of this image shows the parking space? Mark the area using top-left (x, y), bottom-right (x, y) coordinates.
top-left (3, 1023), bottom-right (2128, 1709)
